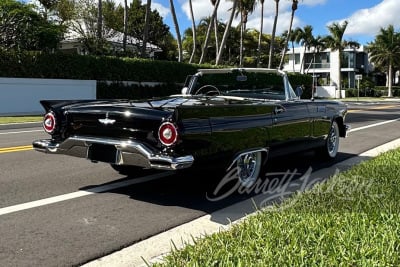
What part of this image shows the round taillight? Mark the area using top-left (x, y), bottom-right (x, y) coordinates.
top-left (43, 112), bottom-right (56, 134)
top-left (158, 122), bottom-right (178, 146)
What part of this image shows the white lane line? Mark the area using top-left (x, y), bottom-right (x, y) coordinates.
top-left (0, 129), bottom-right (43, 135)
top-left (348, 118), bottom-right (400, 133)
top-left (0, 171), bottom-right (173, 217)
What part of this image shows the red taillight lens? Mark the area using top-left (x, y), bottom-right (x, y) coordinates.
top-left (158, 122), bottom-right (178, 146)
top-left (43, 112), bottom-right (56, 134)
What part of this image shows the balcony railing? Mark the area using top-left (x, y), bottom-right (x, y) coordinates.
top-left (305, 63), bottom-right (331, 69)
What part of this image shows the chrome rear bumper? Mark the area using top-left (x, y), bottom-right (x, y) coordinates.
top-left (32, 136), bottom-right (194, 170)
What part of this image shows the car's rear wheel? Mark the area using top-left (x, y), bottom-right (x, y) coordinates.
top-left (319, 120), bottom-right (340, 159)
top-left (235, 151), bottom-right (262, 188)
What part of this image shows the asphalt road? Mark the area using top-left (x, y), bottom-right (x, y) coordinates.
top-left (0, 101), bottom-right (399, 266)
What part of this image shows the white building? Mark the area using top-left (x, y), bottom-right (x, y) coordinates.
top-left (283, 46), bottom-right (371, 97)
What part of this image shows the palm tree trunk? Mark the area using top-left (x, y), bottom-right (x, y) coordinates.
top-left (123, 0), bottom-right (128, 53)
top-left (268, 0), bottom-right (279, 68)
top-left (169, 0), bottom-right (183, 62)
top-left (257, 0), bottom-right (264, 67)
top-left (199, 0), bottom-right (220, 64)
top-left (141, 0), bottom-right (151, 58)
top-left (188, 0), bottom-right (196, 63)
top-left (278, 1), bottom-right (297, 70)
top-left (337, 50), bottom-right (342, 98)
top-left (214, 14), bottom-right (219, 60)
top-left (215, 0), bottom-right (237, 65)
top-left (388, 63), bottom-right (393, 97)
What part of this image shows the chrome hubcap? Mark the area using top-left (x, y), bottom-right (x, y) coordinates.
top-left (328, 125), bottom-right (337, 154)
top-left (237, 153), bottom-right (258, 182)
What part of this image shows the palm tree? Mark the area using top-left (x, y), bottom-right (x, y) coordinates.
top-left (295, 25), bottom-right (314, 74)
top-left (211, 0), bottom-right (219, 59)
top-left (169, 0), bottom-right (183, 62)
top-left (278, 0), bottom-right (298, 70)
top-left (256, 0), bottom-right (264, 67)
top-left (368, 25), bottom-right (400, 97)
top-left (188, 0), bottom-right (196, 63)
top-left (141, 0), bottom-right (151, 58)
top-left (199, 0), bottom-right (220, 64)
top-left (324, 21), bottom-right (359, 98)
top-left (216, 0), bottom-right (238, 65)
top-left (268, 0), bottom-right (279, 68)
top-left (97, 0), bottom-right (103, 40)
top-left (235, 0), bottom-right (256, 67)
top-left (305, 35), bottom-right (325, 74)
top-left (122, 0), bottom-right (128, 53)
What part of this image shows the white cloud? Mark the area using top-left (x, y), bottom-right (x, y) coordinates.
top-left (112, 0), bottom-right (170, 19)
top-left (301, 0), bottom-right (328, 7)
top-left (329, 0), bottom-right (400, 39)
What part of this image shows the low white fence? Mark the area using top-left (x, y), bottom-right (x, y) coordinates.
top-left (0, 78), bottom-right (96, 116)
top-left (316, 86), bottom-right (346, 99)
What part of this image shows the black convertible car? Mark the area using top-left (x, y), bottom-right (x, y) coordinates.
top-left (33, 68), bottom-right (349, 188)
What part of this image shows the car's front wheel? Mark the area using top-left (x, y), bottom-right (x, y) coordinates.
top-left (319, 120), bottom-right (340, 159)
top-left (235, 151), bottom-right (262, 188)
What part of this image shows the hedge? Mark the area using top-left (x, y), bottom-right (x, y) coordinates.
top-left (0, 51), bottom-right (312, 99)
top-left (0, 50), bottom-right (198, 82)
top-left (346, 87), bottom-right (400, 98)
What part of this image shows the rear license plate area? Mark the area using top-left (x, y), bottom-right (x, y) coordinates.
top-left (88, 144), bottom-right (117, 163)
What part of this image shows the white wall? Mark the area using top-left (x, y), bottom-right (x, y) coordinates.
top-left (0, 78), bottom-right (96, 115)
top-left (316, 86), bottom-right (346, 98)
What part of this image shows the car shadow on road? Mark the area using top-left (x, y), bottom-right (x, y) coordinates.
top-left (79, 150), bottom-right (362, 225)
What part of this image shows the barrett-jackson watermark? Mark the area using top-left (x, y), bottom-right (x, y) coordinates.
top-left (206, 167), bottom-right (381, 206)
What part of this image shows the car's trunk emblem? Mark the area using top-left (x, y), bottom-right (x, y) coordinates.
top-left (98, 113), bottom-right (116, 125)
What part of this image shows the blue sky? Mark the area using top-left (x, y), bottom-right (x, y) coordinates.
top-left (28, 0), bottom-right (400, 45)
top-left (138, 0), bottom-right (399, 46)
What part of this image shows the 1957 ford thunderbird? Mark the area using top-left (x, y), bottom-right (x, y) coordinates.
top-left (33, 68), bottom-right (349, 188)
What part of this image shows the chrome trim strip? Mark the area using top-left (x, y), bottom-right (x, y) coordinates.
top-left (32, 136), bottom-right (194, 171)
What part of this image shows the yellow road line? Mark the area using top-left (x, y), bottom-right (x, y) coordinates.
top-left (0, 145), bottom-right (33, 154)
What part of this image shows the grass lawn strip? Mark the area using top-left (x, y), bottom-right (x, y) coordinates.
top-left (0, 116), bottom-right (42, 124)
top-left (155, 148), bottom-right (400, 266)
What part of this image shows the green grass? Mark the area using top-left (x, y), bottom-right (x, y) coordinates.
top-left (155, 149), bottom-right (400, 266)
top-left (0, 116), bottom-right (42, 124)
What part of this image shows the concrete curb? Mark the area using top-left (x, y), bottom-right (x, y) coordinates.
top-left (82, 138), bottom-right (400, 267)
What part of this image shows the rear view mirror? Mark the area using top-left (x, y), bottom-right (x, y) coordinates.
top-left (236, 75), bottom-right (247, 82)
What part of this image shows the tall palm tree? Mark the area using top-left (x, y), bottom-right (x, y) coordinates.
top-left (211, 0), bottom-right (219, 59)
top-left (188, 0), bottom-right (197, 63)
top-left (368, 25), bottom-right (400, 97)
top-left (305, 35), bottom-right (325, 74)
top-left (324, 21), bottom-right (359, 98)
top-left (169, 0), bottom-right (183, 62)
top-left (268, 0), bottom-right (279, 68)
top-left (141, 0), bottom-right (151, 58)
top-left (97, 0), bottom-right (103, 40)
top-left (199, 0), bottom-right (220, 64)
top-left (235, 0), bottom-right (256, 67)
top-left (122, 0), bottom-right (128, 53)
top-left (278, 0), bottom-right (298, 70)
top-left (216, 0), bottom-right (238, 65)
top-left (256, 0), bottom-right (264, 67)
top-left (295, 25), bottom-right (314, 74)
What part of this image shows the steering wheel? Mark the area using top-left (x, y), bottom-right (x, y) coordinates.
top-left (194, 85), bottom-right (221, 96)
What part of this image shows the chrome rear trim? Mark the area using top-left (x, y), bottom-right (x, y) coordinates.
top-left (32, 136), bottom-right (194, 170)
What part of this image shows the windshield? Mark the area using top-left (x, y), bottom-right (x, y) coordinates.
top-left (188, 70), bottom-right (291, 101)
